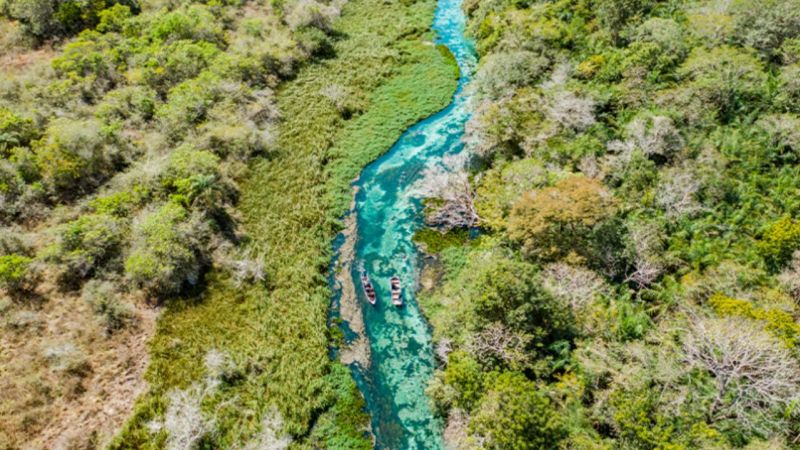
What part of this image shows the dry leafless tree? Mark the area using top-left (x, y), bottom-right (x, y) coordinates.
top-left (683, 316), bottom-right (800, 429)
top-left (414, 153), bottom-right (479, 230)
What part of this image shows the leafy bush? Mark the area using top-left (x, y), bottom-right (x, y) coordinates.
top-left (52, 213), bottom-right (124, 283)
top-left (0, 254), bottom-right (35, 294)
top-left (508, 175), bottom-right (617, 262)
top-left (469, 371), bottom-right (565, 449)
top-left (759, 216), bottom-right (800, 271)
top-left (89, 188), bottom-right (149, 217)
top-left (469, 257), bottom-right (573, 360)
top-left (441, 351), bottom-right (484, 410)
top-left (125, 202), bottom-right (209, 297)
top-left (678, 46), bottom-right (767, 121)
top-left (156, 72), bottom-right (227, 140)
top-left (146, 5), bottom-right (224, 44)
top-left (0, 108), bottom-right (38, 155)
top-left (95, 86), bottom-right (158, 125)
top-left (473, 51), bottom-right (550, 101)
top-left (32, 118), bottom-right (120, 197)
top-left (142, 40), bottom-right (221, 92)
top-left (730, 0), bottom-right (800, 61)
top-left (160, 145), bottom-right (235, 213)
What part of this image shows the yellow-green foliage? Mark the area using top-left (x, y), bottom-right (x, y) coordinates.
top-left (0, 254), bottom-right (33, 292)
top-left (0, 108), bottom-right (37, 154)
top-left (475, 158), bottom-right (550, 230)
top-left (508, 175), bottom-right (617, 261)
top-left (709, 293), bottom-right (800, 348)
top-left (428, 0), bottom-right (800, 447)
top-left (759, 216), bottom-right (800, 270)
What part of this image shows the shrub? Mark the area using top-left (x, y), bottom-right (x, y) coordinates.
top-left (678, 46), bottom-right (767, 121)
top-left (125, 202), bottom-right (209, 297)
top-left (469, 257), bottom-right (573, 356)
top-left (195, 120), bottom-right (270, 162)
top-left (89, 188), bottom-right (149, 217)
top-left (146, 5), bottom-right (224, 44)
top-left (472, 51), bottom-right (550, 101)
top-left (156, 72), bottom-right (227, 140)
top-left (632, 18), bottom-right (687, 61)
top-left (709, 294), bottom-right (800, 348)
top-left (161, 145), bottom-right (235, 213)
top-left (623, 113), bottom-right (684, 163)
top-left (143, 40), bottom-right (221, 92)
top-left (0, 161), bottom-right (25, 221)
top-left (730, 0), bottom-right (800, 61)
top-left (95, 86), bottom-right (158, 125)
top-left (469, 371), bottom-right (565, 449)
top-left (42, 342), bottom-right (90, 376)
top-left (755, 114), bottom-right (800, 155)
top-left (53, 213), bottom-right (124, 282)
top-left (596, 0), bottom-right (652, 38)
top-left (283, 0), bottom-right (341, 32)
top-left (778, 251), bottom-right (800, 302)
top-left (442, 351), bottom-right (484, 410)
top-left (32, 118), bottom-right (119, 197)
top-left (0, 254), bottom-right (35, 293)
top-left (82, 279), bottom-right (136, 332)
top-left (51, 32), bottom-right (120, 88)
top-left (508, 175), bottom-right (617, 262)
top-left (0, 0), bottom-right (138, 39)
top-left (540, 263), bottom-right (608, 311)
top-left (777, 65), bottom-right (800, 111)
top-left (474, 158), bottom-right (549, 230)
top-left (0, 108), bottom-right (38, 155)
top-left (96, 3), bottom-right (131, 33)
top-left (759, 216), bottom-right (800, 271)
top-left (654, 165), bottom-right (702, 219)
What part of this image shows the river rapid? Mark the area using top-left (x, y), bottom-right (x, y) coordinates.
top-left (332, 0), bottom-right (477, 447)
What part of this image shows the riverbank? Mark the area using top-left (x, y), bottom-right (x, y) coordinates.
top-left (111, 0), bottom-right (458, 446)
top-left (333, 0), bottom-right (476, 446)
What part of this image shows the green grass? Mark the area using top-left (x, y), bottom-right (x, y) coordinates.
top-left (111, 0), bottom-right (458, 447)
top-left (413, 227), bottom-right (472, 254)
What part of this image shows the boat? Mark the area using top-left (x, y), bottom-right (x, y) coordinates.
top-left (360, 270), bottom-right (377, 305)
top-left (390, 276), bottom-right (403, 307)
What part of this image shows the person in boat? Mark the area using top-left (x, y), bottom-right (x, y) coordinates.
top-left (390, 276), bottom-right (402, 307)
top-left (361, 270), bottom-right (377, 305)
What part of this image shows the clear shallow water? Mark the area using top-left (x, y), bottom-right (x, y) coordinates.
top-left (336, 0), bottom-right (476, 448)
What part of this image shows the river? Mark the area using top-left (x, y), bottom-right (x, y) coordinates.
top-left (332, 0), bottom-right (477, 447)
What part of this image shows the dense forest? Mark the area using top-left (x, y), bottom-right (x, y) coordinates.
top-left (0, 0), bottom-right (456, 447)
top-left (5, 0), bottom-right (800, 448)
top-left (415, 0), bottom-right (800, 448)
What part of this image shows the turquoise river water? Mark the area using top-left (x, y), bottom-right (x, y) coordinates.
top-left (332, 0), bottom-right (477, 448)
